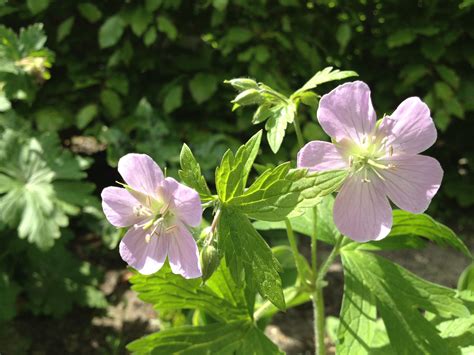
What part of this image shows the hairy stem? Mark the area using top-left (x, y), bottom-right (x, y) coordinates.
top-left (293, 114), bottom-right (305, 149)
top-left (312, 287), bottom-right (326, 355)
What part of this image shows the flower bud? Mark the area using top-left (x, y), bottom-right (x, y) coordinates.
top-left (224, 78), bottom-right (258, 91)
top-left (200, 243), bottom-right (221, 282)
top-left (231, 89), bottom-right (262, 106)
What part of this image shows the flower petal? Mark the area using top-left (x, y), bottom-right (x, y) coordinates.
top-left (334, 172), bottom-right (392, 242)
top-left (119, 227), bottom-right (169, 275)
top-left (317, 81), bottom-right (377, 144)
top-left (167, 223), bottom-right (202, 279)
top-left (101, 187), bottom-right (142, 227)
top-left (297, 141), bottom-right (348, 172)
top-left (378, 155), bottom-right (443, 213)
top-left (378, 97), bottom-right (437, 155)
top-left (163, 177), bottom-right (202, 227)
top-left (118, 153), bottom-right (164, 196)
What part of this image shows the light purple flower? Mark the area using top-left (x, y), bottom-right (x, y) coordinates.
top-left (101, 153), bottom-right (202, 278)
top-left (297, 81), bottom-right (443, 242)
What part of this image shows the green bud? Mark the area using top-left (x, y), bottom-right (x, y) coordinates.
top-left (224, 78), bottom-right (258, 91)
top-left (200, 243), bottom-right (221, 282)
top-left (231, 89), bottom-right (262, 106)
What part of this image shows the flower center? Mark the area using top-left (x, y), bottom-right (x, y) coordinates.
top-left (345, 135), bottom-right (395, 183)
top-left (133, 197), bottom-right (176, 243)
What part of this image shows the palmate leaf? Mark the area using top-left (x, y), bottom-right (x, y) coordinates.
top-left (127, 320), bottom-right (283, 355)
top-left (339, 250), bottom-right (470, 354)
top-left (129, 262), bottom-right (282, 354)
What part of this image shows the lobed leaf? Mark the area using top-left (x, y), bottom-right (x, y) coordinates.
top-left (179, 144), bottom-right (213, 202)
top-left (293, 66), bottom-right (358, 95)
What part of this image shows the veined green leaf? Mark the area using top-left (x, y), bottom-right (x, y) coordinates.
top-left (341, 250), bottom-right (469, 354)
top-left (215, 131), bottom-right (262, 202)
top-left (218, 207), bottom-right (285, 309)
top-left (229, 167), bottom-right (347, 221)
top-left (253, 195), bottom-right (338, 244)
top-left (293, 67), bottom-right (358, 95)
top-left (130, 263), bottom-right (248, 322)
top-left (179, 144), bottom-right (213, 202)
top-left (127, 319), bottom-right (282, 355)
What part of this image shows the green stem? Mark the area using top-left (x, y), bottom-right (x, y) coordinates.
top-left (312, 288), bottom-right (326, 355)
top-left (284, 218), bottom-right (307, 284)
top-left (293, 113), bottom-right (305, 149)
top-left (315, 234), bottom-right (344, 288)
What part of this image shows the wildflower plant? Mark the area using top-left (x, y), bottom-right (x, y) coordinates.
top-left (102, 69), bottom-right (473, 354)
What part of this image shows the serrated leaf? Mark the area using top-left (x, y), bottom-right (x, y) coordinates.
top-left (341, 250), bottom-right (469, 354)
top-left (265, 107), bottom-right (289, 153)
top-left (178, 144), bottom-right (213, 202)
top-left (127, 320), bottom-right (282, 355)
top-left (294, 67), bottom-right (358, 95)
top-left (215, 131), bottom-right (262, 202)
top-left (218, 207), bottom-right (285, 309)
top-left (253, 195), bottom-right (338, 244)
top-left (99, 15), bottom-right (125, 48)
top-left (130, 263), bottom-right (248, 322)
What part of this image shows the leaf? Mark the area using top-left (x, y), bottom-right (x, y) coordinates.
top-left (265, 105), bottom-right (290, 153)
top-left (189, 73), bottom-right (218, 104)
top-left (100, 88), bottom-right (122, 118)
top-left (178, 144), bottom-right (213, 202)
top-left (157, 15), bottom-right (178, 40)
top-left (215, 131), bottom-right (262, 202)
top-left (253, 195), bottom-right (338, 244)
top-left (127, 320), bottom-right (282, 355)
top-left (0, 272), bottom-right (20, 321)
top-left (294, 67), bottom-right (358, 94)
top-left (336, 23), bottom-right (351, 53)
top-left (57, 17), bottom-right (75, 43)
top-left (76, 103), bottom-right (98, 129)
top-left (337, 261), bottom-right (377, 354)
top-left (218, 207), bottom-right (285, 309)
top-left (163, 85), bottom-right (183, 113)
top-left (341, 250), bottom-right (469, 354)
top-left (131, 6), bottom-right (152, 37)
top-left (130, 263), bottom-right (248, 322)
top-left (78, 3), bottom-right (102, 23)
top-left (436, 65), bottom-right (460, 89)
top-left (99, 15), bottom-right (125, 48)
top-left (143, 27), bottom-right (157, 47)
top-left (145, 0), bottom-right (162, 12)
top-left (458, 263), bottom-right (474, 291)
top-left (382, 210), bottom-right (471, 257)
top-left (27, 0), bottom-right (49, 14)
top-left (386, 29), bottom-right (416, 48)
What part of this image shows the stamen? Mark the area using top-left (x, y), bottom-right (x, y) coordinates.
top-left (389, 145), bottom-right (393, 156)
top-left (367, 159), bottom-right (389, 170)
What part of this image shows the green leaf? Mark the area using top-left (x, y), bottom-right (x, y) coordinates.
top-left (253, 195), bottom-right (338, 244)
top-left (99, 15), bottom-right (125, 48)
top-left (143, 27), bottom-right (157, 46)
top-left (131, 6), bottom-right (152, 37)
top-left (27, 0), bottom-right (50, 14)
top-left (76, 103), bottom-right (98, 129)
top-left (78, 3), bottom-right (102, 23)
top-left (341, 250), bottom-right (469, 354)
top-left (265, 104), bottom-right (294, 153)
top-left (163, 85), bottom-right (183, 113)
top-left (337, 260), bottom-right (377, 354)
top-left (458, 263), bottom-right (474, 291)
top-left (0, 272), bottom-right (20, 321)
top-left (157, 15), bottom-right (178, 40)
top-left (218, 207), bottom-right (285, 309)
top-left (436, 65), bottom-right (460, 89)
top-left (178, 143), bottom-right (213, 202)
top-left (145, 0), bottom-right (162, 12)
top-left (100, 88), bottom-right (122, 118)
top-left (130, 263), bottom-right (248, 322)
top-left (189, 73), bottom-right (218, 104)
top-left (215, 131), bottom-right (262, 202)
top-left (294, 67), bottom-right (358, 95)
top-left (336, 23), bottom-right (351, 53)
top-left (387, 29), bottom-right (416, 48)
top-left (127, 320), bottom-right (282, 355)
top-left (383, 210), bottom-right (471, 257)
top-left (57, 17), bottom-right (74, 43)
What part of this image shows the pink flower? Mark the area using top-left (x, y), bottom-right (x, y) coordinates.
top-left (297, 81), bottom-right (443, 242)
top-left (101, 154), bottom-right (202, 278)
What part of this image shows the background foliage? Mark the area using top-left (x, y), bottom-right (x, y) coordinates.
top-left (0, 0), bottom-right (473, 351)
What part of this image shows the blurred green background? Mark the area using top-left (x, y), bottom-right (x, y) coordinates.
top-left (0, 0), bottom-right (473, 353)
